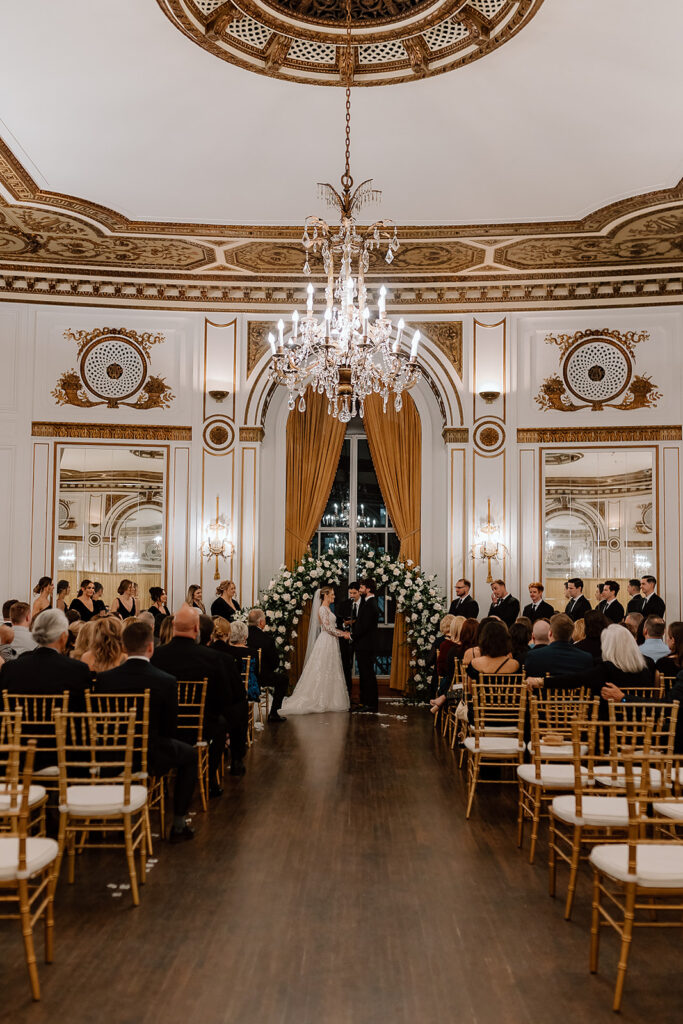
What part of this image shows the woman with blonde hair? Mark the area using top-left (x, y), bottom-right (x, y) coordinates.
top-left (571, 618), bottom-right (586, 643)
top-left (209, 616), bottom-right (231, 651)
top-left (81, 617), bottom-right (126, 672)
top-left (31, 576), bottom-right (53, 620)
top-left (185, 584), bottom-right (205, 614)
top-left (159, 615), bottom-right (175, 646)
top-left (211, 580), bottom-right (241, 621)
top-left (70, 619), bottom-right (98, 663)
top-left (528, 623), bottom-right (653, 696)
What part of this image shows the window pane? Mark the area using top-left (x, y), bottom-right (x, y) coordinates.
top-left (356, 532), bottom-right (389, 560)
top-left (357, 439), bottom-right (388, 527)
top-left (321, 438), bottom-right (351, 526)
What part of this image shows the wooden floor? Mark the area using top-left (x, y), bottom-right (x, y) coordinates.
top-left (1, 706), bottom-right (681, 1023)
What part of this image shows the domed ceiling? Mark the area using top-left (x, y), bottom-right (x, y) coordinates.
top-left (159, 0), bottom-right (544, 85)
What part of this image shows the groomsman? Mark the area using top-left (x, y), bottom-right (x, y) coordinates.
top-left (352, 578), bottom-right (380, 713)
top-left (487, 579), bottom-right (520, 627)
top-left (522, 582), bottom-right (554, 623)
top-left (564, 578), bottom-right (591, 621)
top-left (448, 578), bottom-right (479, 619)
top-left (640, 575), bottom-right (666, 617)
top-left (626, 579), bottom-right (645, 614)
top-left (336, 581), bottom-right (360, 699)
top-left (597, 580), bottom-right (625, 623)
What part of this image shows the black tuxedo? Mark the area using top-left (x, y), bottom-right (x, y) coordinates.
top-left (640, 593), bottom-right (666, 618)
top-left (626, 594), bottom-right (644, 614)
top-left (0, 646), bottom-right (91, 708)
top-left (352, 595), bottom-right (379, 711)
top-left (448, 595), bottom-right (479, 619)
top-left (565, 595), bottom-right (591, 622)
top-left (598, 599), bottom-right (625, 623)
top-left (335, 598), bottom-right (355, 697)
top-left (487, 594), bottom-right (520, 627)
top-left (522, 600), bottom-right (554, 623)
top-left (247, 625), bottom-right (288, 717)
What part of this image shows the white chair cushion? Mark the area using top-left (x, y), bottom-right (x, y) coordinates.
top-left (63, 784), bottom-right (148, 817)
top-left (517, 763), bottom-right (589, 788)
top-left (594, 765), bottom-right (664, 789)
top-left (0, 837), bottom-right (59, 881)
top-left (653, 799), bottom-right (683, 821)
top-left (463, 736), bottom-right (523, 754)
top-left (526, 742), bottom-right (588, 760)
top-left (590, 843), bottom-right (683, 887)
top-left (551, 794), bottom-right (629, 826)
top-left (34, 765), bottom-right (59, 777)
top-left (0, 784), bottom-right (47, 811)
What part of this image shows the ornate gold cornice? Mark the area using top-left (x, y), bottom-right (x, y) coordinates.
top-left (442, 427), bottom-right (469, 444)
top-left (239, 426), bottom-right (265, 442)
top-left (517, 426), bottom-right (682, 444)
top-left (31, 421), bottom-right (192, 440)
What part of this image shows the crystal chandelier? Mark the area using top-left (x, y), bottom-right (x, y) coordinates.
top-left (268, 2), bottom-right (420, 423)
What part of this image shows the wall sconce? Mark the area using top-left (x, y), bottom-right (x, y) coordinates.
top-left (201, 495), bottom-right (235, 579)
top-left (469, 498), bottom-right (509, 583)
top-left (208, 389), bottom-right (230, 403)
top-left (478, 390), bottom-right (501, 404)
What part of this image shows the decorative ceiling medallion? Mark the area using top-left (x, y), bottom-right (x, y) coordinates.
top-left (158, 0), bottom-right (545, 87)
top-left (535, 329), bottom-right (661, 413)
top-left (473, 418), bottom-right (504, 454)
top-left (203, 417), bottom-right (236, 451)
top-left (52, 327), bottom-right (174, 410)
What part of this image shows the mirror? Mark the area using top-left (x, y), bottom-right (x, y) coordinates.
top-left (542, 448), bottom-right (655, 609)
top-left (55, 445), bottom-right (166, 606)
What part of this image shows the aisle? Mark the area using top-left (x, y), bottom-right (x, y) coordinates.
top-left (0, 706), bottom-right (677, 1023)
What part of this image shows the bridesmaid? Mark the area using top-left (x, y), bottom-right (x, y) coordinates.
top-left (55, 579), bottom-right (70, 613)
top-left (92, 581), bottom-right (107, 616)
top-left (110, 579), bottom-right (137, 619)
top-left (186, 584), bottom-right (205, 613)
top-left (31, 576), bottom-right (53, 620)
top-left (69, 579), bottom-right (96, 622)
top-left (211, 580), bottom-right (241, 621)
top-left (148, 586), bottom-right (171, 636)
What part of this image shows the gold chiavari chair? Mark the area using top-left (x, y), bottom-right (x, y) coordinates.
top-left (0, 707), bottom-right (49, 837)
top-left (54, 710), bottom-right (147, 906)
top-left (655, 672), bottom-right (675, 699)
top-left (0, 738), bottom-right (59, 1001)
top-left (589, 751), bottom-right (683, 1013)
top-left (441, 659), bottom-right (464, 744)
top-left (176, 679), bottom-right (209, 811)
top-left (517, 689), bottom-right (593, 863)
top-left (593, 700), bottom-right (679, 782)
top-left (464, 676), bottom-right (527, 819)
top-left (2, 690), bottom-right (69, 793)
top-left (241, 657), bottom-right (254, 747)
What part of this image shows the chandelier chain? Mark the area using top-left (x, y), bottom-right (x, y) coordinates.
top-left (342, 0), bottom-right (352, 193)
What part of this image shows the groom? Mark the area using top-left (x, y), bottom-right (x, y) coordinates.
top-left (351, 578), bottom-right (379, 713)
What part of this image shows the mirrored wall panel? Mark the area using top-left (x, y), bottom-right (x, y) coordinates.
top-left (55, 445), bottom-right (166, 606)
top-left (542, 448), bottom-right (655, 609)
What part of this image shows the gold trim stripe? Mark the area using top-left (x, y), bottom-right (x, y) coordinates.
top-left (518, 426), bottom-right (682, 444)
top-left (32, 421), bottom-right (191, 440)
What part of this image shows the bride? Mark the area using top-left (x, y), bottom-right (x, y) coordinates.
top-left (280, 586), bottom-right (351, 715)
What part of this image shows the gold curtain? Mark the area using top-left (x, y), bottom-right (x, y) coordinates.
top-left (363, 392), bottom-right (421, 691)
top-left (285, 387), bottom-right (346, 676)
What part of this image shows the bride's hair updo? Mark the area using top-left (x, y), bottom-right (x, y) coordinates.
top-left (319, 586), bottom-right (335, 599)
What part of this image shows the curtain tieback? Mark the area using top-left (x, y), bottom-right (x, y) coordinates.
top-left (400, 528), bottom-right (420, 541)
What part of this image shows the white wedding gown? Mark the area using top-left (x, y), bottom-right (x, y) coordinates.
top-left (281, 604), bottom-right (350, 715)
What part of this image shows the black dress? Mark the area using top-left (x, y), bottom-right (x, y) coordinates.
top-left (148, 605), bottom-right (171, 636)
top-left (113, 599), bottom-right (137, 620)
top-left (69, 598), bottom-right (95, 622)
top-left (211, 596), bottom-right (241, 621)
top-left (93, 599), bottom-right (107, 616)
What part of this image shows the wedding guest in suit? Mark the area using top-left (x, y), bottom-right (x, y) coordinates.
top-left (31, 577), bottom-right (53, 621)
top-left (534, 624), bottom-right (653, 695)
top-left (352, 578), bottom-right (380, 712)
top-left (185, 584), bottom-right (205, 614)
top-left (448, 579), bottom-right (479, 619)
top-left (55, 580), bottom-right (70, 613)
top-left (148, 587), bottom-right (171, 636)
top-left (487, 580), bottom-right (520, 627)
top-left (0, 623), bottom-right (16, 663)
top-left (0, 609), bottom-right (90, 706)
top-left (530, 620), bottom-right (550, 649)
top-left (623, 612), bottom-right (644, 638)
top-left (524, 613), bottom-right (592, 677)
top-left (8, 602), bottom-right (37, 656)
top-left (96, 618), bottom-right (197, 842)
top-left (653, 621), bottom-right (683, 679)
top-left (210, 580), bottom-right (241, 621)
top-left (110, 579), bottom-right (137, 620)
top-left (247, 608), bottom-right (289, 722)
top-left (638, 615), bottom-right (670, 662)
top-left (69, 579), bottom-right (96, 622)
top-left (564, 578), bottom-right (591, 621)
top-left (626, 579), bottom-right (644, 614)
top-left (92, 582), bottom-right (107, 616)
top-left (597, 580), bottom-right (625, 623)
top-left (573, 609), bottom-right (608, 663)
top-left (640, 575), bottom-right (665, 617)
top-left (335, 581), bottom-right (360, 698)
top-left (522, 582), bottom-right (554, 623)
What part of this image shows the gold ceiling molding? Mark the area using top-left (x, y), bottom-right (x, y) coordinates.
top-left (517, 426), bottom-right (682, 444)
top-left (407, 321), bottom-right (462, 378)
top-left (157, 0), bottom-right (545, 88)
top-left (247, 321), bottom-right (278, 376)
top-left (31, 422), bottom-right (192, 440)
top-left (239, 426), bottom-right (265, 442)
top-left (442, 427), bottom-right (469, 444)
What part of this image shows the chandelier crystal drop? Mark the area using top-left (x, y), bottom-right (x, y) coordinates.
top-left (269, 0), bottom-right (420, 423)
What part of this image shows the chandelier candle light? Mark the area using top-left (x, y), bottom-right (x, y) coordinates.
top-left (470, 499), bottom-right (509, 584)
top-left (202, 495), bottom-right (234, 580)
top-left (269, 0), bottom-right (420, 422)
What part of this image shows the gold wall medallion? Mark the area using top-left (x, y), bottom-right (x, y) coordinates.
top-left (473, 419), bottom-right (505, 454)
top-left (52, 327), bottom-right (174, 410)
top-left (517, 426), bottom-right (681, 444)
top-left (535, 329), bottom-right (661, 413)
top-left (203, 417), bottom-right (236, 452)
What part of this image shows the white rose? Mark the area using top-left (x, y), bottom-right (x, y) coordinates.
top-left (274, 610), bottom-right (282, 619)
top-left (284, 661), bottom-right (291, 670)
top-left (291, 630), bottom-right (297, 637)
top-left (406, 559), bottom-right (414, 566)
top-left (303, 593), bottom-right (311, 601)
top-left (278, 626), bottom-right (285, 634)
top-left (411, 613), bottom-right (418, 621)
top-left (417, 602), bottom-right (423, 610)
top-left (417, 658), bottom-right (425, 667)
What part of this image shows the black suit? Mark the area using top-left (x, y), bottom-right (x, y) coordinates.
top-left (152, 637), bottom-right (248, 770)
top-left (487, 594), bottom-right (520, 627)
top-left (95, 658), bottom-right (196, 817)
top-left (0, 646), bottom-right (91, 708)
top-left (448, 595), bottom-right (479, 619)
top-left (522, 600), bottom-right (554, 623)
top-left (598, 599), bottom-right (625, 623)
top-left (247, 625), bottom-right (289, 717)
top-left (352, 595), bottom-right (379, 711)
top-left (626, 594), bottom-right (644, 614)
top-left (335, 598), bottom-right (355, 697)
top-left (565, 595), bottom-right (591, 622)
top-left (640, 593), bottom-right (666, 618)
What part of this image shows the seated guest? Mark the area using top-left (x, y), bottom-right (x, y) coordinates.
top-left (69, 579), bottom-right (96, 622)
top-left (185, 584), bottom-right (205, 613)
top-left (3, 598), bottom-right (19, 625)
top-left (110, 579), bottom-right (137, 620)
top-left (211, 580), bottom-right (241, 621)
top-left (623, 611), bottom-right (644, 638)
top-left (70, 620), bottom-right (98, 663)
top-left (434, 616), bottom-right (465, 697)
top-left (530, 619), bottom-right (550, 649)
top-left (448, 578), bottom-right (479, 619)
top-left (487, 579), bottom-right (520, 627)
top-left (640, 574), bottom-right (665, 617)
top-left (8, 602), bottom-right (37, 656)
top-left (221, 619), bottom-right (260, 701)
top-left (524, 613), bottom-right (593, 677)
top-left (0, 623), bottom-right (16, 663)
top-left (159, 615), bottom-right (175, 646)
top-left (148, 587), bottom-right (171, 636)
top-left (458, 618), bottom-right (480, 659)
top-left (573, 609), bottom-right (608, 663)
top-left (209, 616), bottom-right (232, 653)
top-left (572, 619), bottom-right (586, 643)
top-left (431, 620), bottom-right (520, 713)
top-left (152, 606), bottom-right (248, 782)
top-left (597, 580), bottom-right (625, 623)
top-left (510, 620), bottom-right (532, 666)
top-left (425, 614), bottom-right (454, 697)
top-left (653, 621), bottom-right (683, 679)
top-left (626, 578), bottom-right (644, 614)
top-left (247, 608), bottom-right (289, 723)
top-left (55, 579), bottom-right (70, 613)
top-left (529, 623), bottom-right (653, 694)
top-left (92, 582), bottom-right (107, 616)
top-left (565, 578), bottom-right (591, 621)
top-left (0, 609), bottom-right (90, 705)
top-left (462, 617), bottom-right (495, 667)
top-left (31, 577), bottom-right (53, 620)
top-left (95, 619), bottom-right (197, 842)
top-left (639, 615), bottom-right (670, 662)
top-left (522, 582), bottom-right (554, 623)
top-left (80, 617), bottom-right (126, 672)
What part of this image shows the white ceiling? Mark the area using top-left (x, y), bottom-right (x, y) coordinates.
top-left (1, 0), bottom-right (682, 226)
